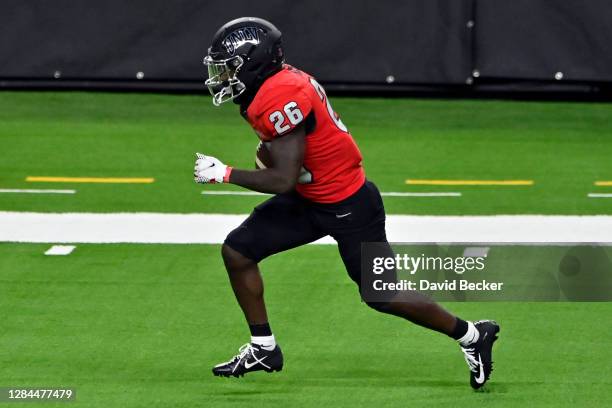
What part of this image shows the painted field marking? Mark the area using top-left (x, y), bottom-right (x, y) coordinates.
top-left (202, 191), bottom-right (269, 196)
top-left (3, 212), bottom-right (612, 243)
top-left (405, 179), bottom-right (534, 186)
top-left (381, 192), bottom-right (460, 197)
top-left (588, 193), bottom-right (612, 198)
top-left (202, 190), bottom-right (461, 197)
top-left (26, 176), bottom-right (155, 184)
top-left (595, 181), bottom-right (612, 187)
top-left (463, 247), bottom-right (490, 257)
top-left (0, 189), bottom-right (76, 194)
top-left (44, 245), bottom-right (76, 256)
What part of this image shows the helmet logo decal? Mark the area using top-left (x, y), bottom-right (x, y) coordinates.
top-left (222, 27), bottom-right (261, 56)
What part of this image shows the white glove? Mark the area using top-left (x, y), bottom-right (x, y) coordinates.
top-left (194, 153), bottom-right (231, 184)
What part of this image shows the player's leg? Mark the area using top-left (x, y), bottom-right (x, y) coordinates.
top-left (337, 232), bottom-right (485, 341)
top-left (221, 192), bottom-right (325, 326)
top-left (337, 218), bottom-right (499, 389)
top-left (221, 244), bottom-right (268, 325)
top-left (325, 184), bottom-right (459, 334)
top-left (318, 180), bottom-right (500, 388)
top-left (213, 191), bottom-right (325, 377)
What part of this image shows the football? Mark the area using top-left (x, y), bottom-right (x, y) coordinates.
top-left (255, 141), bottom-right (273, 169)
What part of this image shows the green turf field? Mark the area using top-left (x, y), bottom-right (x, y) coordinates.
top-left (1, 243), bottom-right (611, 407)
top-left (1, 91), bottom-right (611, 214)
top-left (1, 92), bottom-right (612, 407)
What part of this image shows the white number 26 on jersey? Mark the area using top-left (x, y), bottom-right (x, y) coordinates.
top-left (269, 101), bottom-right (304, 135)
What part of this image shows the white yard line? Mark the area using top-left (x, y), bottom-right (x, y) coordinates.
top-left (202, 190), bottom-right (461, 197)
top-left (380, 192), bottom-right (461, 197)
top-left (1, 212), bottom-right (611, 244)
top-left (44, 245), bottom-right (76, 255)
top-left (0, 189), bottom-right (76, 194)
top-left (202, 191), bottom-right (269, 196)
top-left (588, 193), bottom-right (612, 198)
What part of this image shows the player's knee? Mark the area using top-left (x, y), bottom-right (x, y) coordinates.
top-left (364, 300), bottom-right (392, 313)
top-left (221, 243), bottom-right (256, 271)
top-left (359, 287), bottom-right (394, 313)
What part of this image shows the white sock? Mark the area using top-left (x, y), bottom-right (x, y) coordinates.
top-left (251, 334), bottom-right (276, 351)
top-left (458, 321), bottom-right (480, 347)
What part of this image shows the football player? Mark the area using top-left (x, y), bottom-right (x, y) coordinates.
top-left (195, 17), bottom-right (499, 389)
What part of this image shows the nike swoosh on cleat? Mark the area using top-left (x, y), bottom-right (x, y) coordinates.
top-left (244, 356), bottom-right (267, 369)
top-left (336, 212), bottom-right (352, 218)
top-left (474, 354), bottom-right (486, 384)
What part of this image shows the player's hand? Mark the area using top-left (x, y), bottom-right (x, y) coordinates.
top-left (194, 153), bottom-right (232, 184)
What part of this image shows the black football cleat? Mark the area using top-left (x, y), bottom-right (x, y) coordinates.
top-left (212, 343), bottom-right (283, 378)
top-left (460, 320), bottom-right (500, 389)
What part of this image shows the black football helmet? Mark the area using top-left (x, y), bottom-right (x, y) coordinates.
top-left (204, 17), bottom-right (284, 106)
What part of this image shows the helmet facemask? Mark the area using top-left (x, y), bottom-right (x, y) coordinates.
top-left (203, 55), bottom-right (246, 106)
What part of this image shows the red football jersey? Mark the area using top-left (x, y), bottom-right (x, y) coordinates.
top-left (244, 65), bottom-right (365, 203)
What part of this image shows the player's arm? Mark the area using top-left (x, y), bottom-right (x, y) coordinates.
top-left (194, 125), bottom-right (305, 194)
top-left (228, 126), bottom-right (305, 194)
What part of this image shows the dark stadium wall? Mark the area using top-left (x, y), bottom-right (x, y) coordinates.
top-left (1, 0), bottom-right (612, 95)
top-left (0, 0), bottom-right (473, 84)
top-left (474, 0), bottom-right (612, 83)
